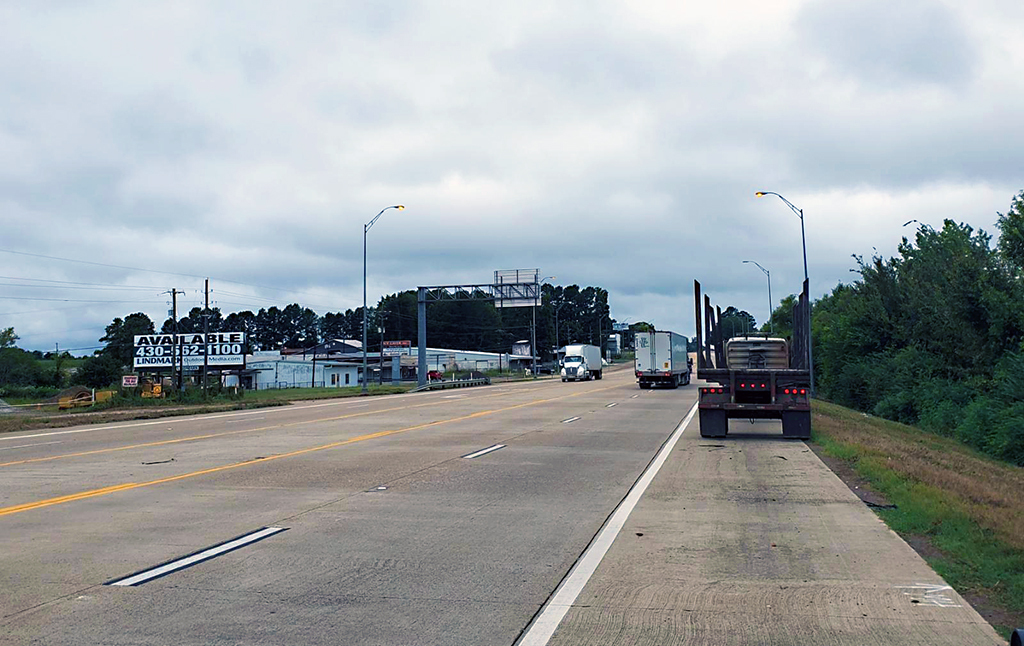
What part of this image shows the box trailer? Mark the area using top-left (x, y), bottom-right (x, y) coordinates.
top-left (635, 330), bottom-right (692, 389)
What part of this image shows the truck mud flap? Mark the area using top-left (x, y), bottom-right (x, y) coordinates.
top-left (699, 409), bottom-right (728, 438)
top-left (782, 410), bottom-right (811, 439)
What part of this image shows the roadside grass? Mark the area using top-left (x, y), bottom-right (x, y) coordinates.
top-left (811, 399), bottom-right (1024, 637)
top-left (0, 384), bottom-right (413, 434)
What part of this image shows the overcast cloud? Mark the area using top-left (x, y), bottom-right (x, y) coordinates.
top-left (2, 0), bottom-right (1023, 352)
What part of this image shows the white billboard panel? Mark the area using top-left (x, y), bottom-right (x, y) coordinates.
top-left (134, 332), bottom-right (246, 369)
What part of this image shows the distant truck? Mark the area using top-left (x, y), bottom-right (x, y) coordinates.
top-left (561, 344), bottom-right (602, 381)
top-left (694, 279), bottom-right (811, 439)
top-left (634, 330), bottom-right (692, 389)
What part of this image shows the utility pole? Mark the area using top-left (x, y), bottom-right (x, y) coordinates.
top-left (203, 278), bottom-right (210, 400)
top-left (164, 289), bottom-right (185, 391)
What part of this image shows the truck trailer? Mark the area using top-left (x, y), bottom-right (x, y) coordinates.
top-left (635, 330), bottom-right (691, 388)
top-left (561, 344), bottom-right (602, 381)
top-left (694, 279), bottom-right (811, 439)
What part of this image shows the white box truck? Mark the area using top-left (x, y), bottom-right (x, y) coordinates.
top-left (635, 330), bottom-right (691, 388)
top-left (561, 344), bottom-right (602, 381)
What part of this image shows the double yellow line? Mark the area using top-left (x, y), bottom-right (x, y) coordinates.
top-left (0, 384), bottom-right (620, 518)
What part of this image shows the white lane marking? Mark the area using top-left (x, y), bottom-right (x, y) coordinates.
top-left (630, 395), bottom-right (639, 399)
top-left (0, 440), bottom-right (62, 451)
top-left (462, 444), bottom-right (506, 459)
top-left (516, 401), bottom-right (699, 646)
top-left (108, 527), bottom-right (288, 587)
top-left (561, 416), bottom-right (581, 424)
top-left (605, 403), bottom-right (617, 408)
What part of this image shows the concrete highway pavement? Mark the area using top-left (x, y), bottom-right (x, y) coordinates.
top-left (0, 369), bottom-right (1003, 644)
top-left (1, 369), bottom-right (685, 645)
top-left (536, 414), bottom-right (1004, 645)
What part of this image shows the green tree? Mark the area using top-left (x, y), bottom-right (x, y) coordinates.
top-left (99, 313), bottom-right (155, 367)
top-left (0, 348), bottom-right (44, 387)
top-left (996, 190), bottom-right (1024, 271)
top-left (75, 354), bottom-right (123, 388)
top-left (0, 327), bottom-right (18, 349)
top-left (719, 307), bottom-right (756, 339)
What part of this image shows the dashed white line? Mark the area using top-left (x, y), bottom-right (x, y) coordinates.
top-left (108, 527), bottom-right (288, 587)
top-left (462, 444), bottom-right (506, 459)
top-left (561, 416), bottom-right (581, 424)
top-left (516, 401), bottom-right (699, 646)
top-left (630, 394), bottom-right (639, 399)
top-left (605, 403), bottom-right (617, 408)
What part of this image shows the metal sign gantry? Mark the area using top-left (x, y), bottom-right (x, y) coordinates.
top-left (416, 282), bottom-right (540, 386)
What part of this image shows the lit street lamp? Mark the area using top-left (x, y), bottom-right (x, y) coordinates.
top-left (755, 191), bottom-right (813, 394)
top-left (363, 205), bottom-right (404, 394)
top-left (742, 260), bottom-right (773, 334)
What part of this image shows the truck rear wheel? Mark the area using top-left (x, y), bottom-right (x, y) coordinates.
top-left (593, 370), bottom-right (602, 380)
top-left (699, 409), bottom-right (728, 438)
top-left (782, 411), bottom-right (811, 439)
top-left (669, 375), bottom-right (679, 389)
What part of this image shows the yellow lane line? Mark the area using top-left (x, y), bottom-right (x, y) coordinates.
top-left (0, 385), bottom-right (551, 469)
top-left (0, 384), bottom-right (621, 518)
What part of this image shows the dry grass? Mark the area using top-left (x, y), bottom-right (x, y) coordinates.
top-left (813, 399), bottom-right (1024, 551)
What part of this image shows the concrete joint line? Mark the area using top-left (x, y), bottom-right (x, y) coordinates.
top-left (515, 401), bottom-right (699, 646)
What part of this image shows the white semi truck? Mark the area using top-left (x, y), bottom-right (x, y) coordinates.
top-left (561, 344), bottom-right (602, 381)
top-left (635, 330), bottom-right (692, 389)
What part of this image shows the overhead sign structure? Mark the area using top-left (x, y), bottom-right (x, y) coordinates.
top-left (133, 333), bottom-right (246, 369)
top-left (382, 340), bottom-right (412, 356)
top-left (493, 269), bottom-right (540, 308)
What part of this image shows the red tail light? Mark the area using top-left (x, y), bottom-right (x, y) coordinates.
top-left (784, 388), bottom-right (790, 394)
top-left (800, 389), bottom-right (807, 395)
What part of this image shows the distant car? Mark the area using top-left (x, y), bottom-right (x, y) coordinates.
top-left (427, 370), bottom-right (444, 381)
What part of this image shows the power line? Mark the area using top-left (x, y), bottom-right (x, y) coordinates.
top-left (0, 296), bottom-right (163, 303)
top-left (0, 275), bottom-right (170, 289)
top-left (0, 282), bottom-right (161, 292)
top-left (0, 248), bottom-right (348, 305)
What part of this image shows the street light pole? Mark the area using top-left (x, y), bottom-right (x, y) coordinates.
top-left (363, 205), bottom-right (404, 394)
top-left (755, 191), bottom-right (813, 394)
top-left (533, 276), bottom-right (556, 378)
top-left (742, 260), bottom-right (773, 334)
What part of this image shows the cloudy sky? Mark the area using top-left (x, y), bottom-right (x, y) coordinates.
top-left (2, 0), bottom-right (1023, 353)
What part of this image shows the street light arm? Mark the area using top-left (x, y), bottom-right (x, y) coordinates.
top-left (755, 191), bottom-right (802, 220)
top-left (365, 204), bottom-right (405, 233)
top-left (743, 260), bottom-right (770, 277)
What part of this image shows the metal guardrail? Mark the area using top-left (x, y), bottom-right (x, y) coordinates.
top-left (409, 377), bottom-right (491, 393)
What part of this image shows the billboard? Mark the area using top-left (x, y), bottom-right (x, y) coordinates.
top-left (134, 332), bottom-right (246, 369)
top-left (382, 340), bottom-right (412, 356)
top-left (493, 269), bottom-right (540, 308)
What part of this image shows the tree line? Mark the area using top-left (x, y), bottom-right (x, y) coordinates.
top-left (782, 190), bottom-right (1024, 465)
top-left (0, 283), bottom-right (618, 391)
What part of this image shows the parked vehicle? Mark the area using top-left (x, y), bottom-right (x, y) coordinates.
top-left (561, 344), bottom-right (602, 381)
top-left (694, 279), bottom-right (811, 439)
top-left (634, 330), bottom-right (691, 388)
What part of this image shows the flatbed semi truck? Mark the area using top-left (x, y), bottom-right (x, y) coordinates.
top-left (694, 279), bottom-right (811, 439)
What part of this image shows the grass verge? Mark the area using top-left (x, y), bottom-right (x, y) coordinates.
top-left (811, 399), bottom-right (1024, 638)
top-left (0, 384), bottom-right (413, 434)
